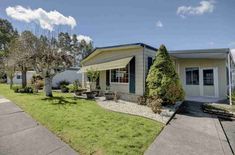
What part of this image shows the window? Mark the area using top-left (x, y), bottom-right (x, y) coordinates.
top-left (185, 67), bottom-right (199, 85)
top-left (147, 57), bottom-right (153, 71)
top-left (16, 74), bottom-right (21, 79)
top-left (203, 69), bottom-right (214, 86)
top-left (111, 66), bottom-right (129, 83)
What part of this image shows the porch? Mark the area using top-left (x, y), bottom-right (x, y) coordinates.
top-left (80, 56), bottom-right (139, 102)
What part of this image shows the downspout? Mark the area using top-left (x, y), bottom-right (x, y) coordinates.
top-left (228, 52), bottom-right (232, 105)
top-left (143, 45), bottom-right (145, 96)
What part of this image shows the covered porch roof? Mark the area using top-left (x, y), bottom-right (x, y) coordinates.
top-left (169, 48), bottom-right (230, 59)
top-left (80, 56), bottom-right (133, 72)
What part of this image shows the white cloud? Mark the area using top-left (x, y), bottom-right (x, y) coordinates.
top-left (77, 35), bottom-right (92, 43)
top-left (6, 5), bottom-right (76, 31)
top-left (177, 0), bottom-right (215, 18)
top-left (156, 21), bottom-right (163, 28)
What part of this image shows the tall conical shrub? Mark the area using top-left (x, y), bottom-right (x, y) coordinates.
top-left (146, 44), bottom-right (184, 104)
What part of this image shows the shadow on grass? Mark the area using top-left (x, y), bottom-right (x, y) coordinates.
top-left (41, 96), bottom-right (77, 105)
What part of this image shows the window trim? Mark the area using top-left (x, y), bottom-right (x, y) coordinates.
top-left (185, 67), bottom-right (199, 85)
top-left (110, 65), bottom-right (129, 84)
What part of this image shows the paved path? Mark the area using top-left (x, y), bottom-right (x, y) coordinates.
top-left (0, 96), bottom-right (78, 155)
top-left (145, 101), bottom-right (233, 155)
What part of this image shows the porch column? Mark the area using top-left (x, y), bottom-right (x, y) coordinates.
top-left (228, 53), bottom-right (232, 105)
top-left (82, 72), bottom-right (85, 88)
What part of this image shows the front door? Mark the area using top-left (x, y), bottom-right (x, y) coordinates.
top-left (200, 68), bottom-right (219, 97)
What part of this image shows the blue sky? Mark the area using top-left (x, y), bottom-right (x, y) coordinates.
top-left (0, 0), bottom-right (235, 50)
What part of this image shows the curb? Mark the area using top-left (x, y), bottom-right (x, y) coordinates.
top-left (218, 117), bottom-right (234, 155)
top-left (165, 101), bottom-right (184, 125)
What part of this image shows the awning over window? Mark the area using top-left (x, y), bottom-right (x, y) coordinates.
top-left (80, 56), bottom-right (133, 72)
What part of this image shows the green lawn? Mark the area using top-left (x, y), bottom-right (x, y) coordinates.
top-left (0, 84), bottom-right (163, 155)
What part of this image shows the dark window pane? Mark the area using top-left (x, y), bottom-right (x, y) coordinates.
top-left (185, 67), bottom-right (199, 85)
top-left (111, 69), bottom-right (118, 82)
top-left (186, 71), bottom-right (192, 85)
top-left (16, 75), bottom-right (21, 79)
top-left (203, 69), bottom-right (214, 86)
top-left (192, 69), bottom-right (199, 85)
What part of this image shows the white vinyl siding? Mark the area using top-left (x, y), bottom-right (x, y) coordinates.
top-left (82, 47), bottom-right (144, 95)
top-left (175, 59), bottom-right (227, 98)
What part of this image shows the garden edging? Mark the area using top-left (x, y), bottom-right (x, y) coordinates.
top-left (96, 97), bottom-right (183, 124)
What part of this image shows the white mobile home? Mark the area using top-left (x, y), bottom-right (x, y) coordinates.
top-left (80, 43), bottom-right (234, 104)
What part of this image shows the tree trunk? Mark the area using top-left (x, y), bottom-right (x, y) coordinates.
top-left (45, 77), bottom-right (53, 97)
top-left (10, 77), bottom-right (13, 89)
top-left (21, 69), bottom-right (27, 88)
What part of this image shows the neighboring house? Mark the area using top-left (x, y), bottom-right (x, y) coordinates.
top-left (7, 71), bottom-right (36, 85)
top-left (80, 43), bottom-right (235, 104)
top-left (52, 67), bottom-right (82, 88)
top-left (7, 68), bottom-right (82, 88)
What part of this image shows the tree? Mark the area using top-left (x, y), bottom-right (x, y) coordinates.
top-left (0, 18), bottom-right (17, 55)
top-left (0, 19), bottom-right (18, 82)
top-left (6, 38), bottom-right (19, 89)
top-left (7, 31), bottom-right (37, 88)
top-left (71, 34), bottom-right (79, 66)
top-left (146, 44), bottom-right (184, 104)
top-left (34, 35), bottom-right (73, 97)
top-left (79, 39), bottom-right (93, 59)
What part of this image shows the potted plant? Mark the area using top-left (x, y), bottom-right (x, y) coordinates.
top-left (73, 80), bottom-right (85, 96)
top-left (86, 91), bottom-right (95, 99)
top-left (105, 86), bottom-right (114, 100)
top-left (86, 68), bottom-right (100, 91)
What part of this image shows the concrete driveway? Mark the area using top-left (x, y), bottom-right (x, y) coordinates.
top-left (145, 101), bottom-right (233, 155)
top-left (0, 96), bottom-right (78, 155)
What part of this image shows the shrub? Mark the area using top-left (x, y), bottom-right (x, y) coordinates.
top-left (58, 80), bottom-right (70, 88)
top-left (31, 74), bottom-right (44, 92)
top-left (60, 85), bottom-right (69, 93)
top-left (137, 96), bottom-right (147, 105)
top-left (12, 85), bottom-right (33, 93)
top-left (67, 84), bottom-right (74, 92)
top-left (67, 80), bottom-right (81, 92)
top-left (12, 85), bottom-right (21, 93)
top-left (35, 80), bottom-right (44, 90)
top-left (147, 97), bottom-right (163, 113)
top-left (146, 44), bottom-right (185, 104)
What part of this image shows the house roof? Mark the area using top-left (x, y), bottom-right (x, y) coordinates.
top-left (81, 42), bottom-right (232, 64)
top-left (81, 43), bottom-right (157, 63)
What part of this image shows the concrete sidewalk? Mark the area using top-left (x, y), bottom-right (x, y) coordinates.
top-left (145, 101), bottom-right (233, 155)
top-left (0, 97), bottom-right (78, 155)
